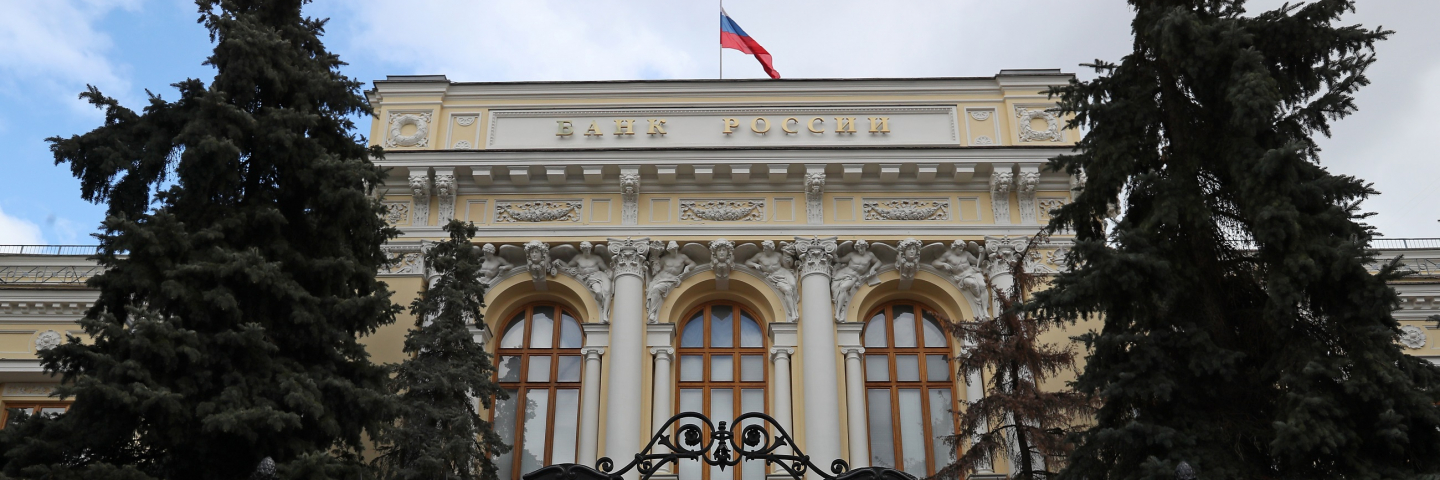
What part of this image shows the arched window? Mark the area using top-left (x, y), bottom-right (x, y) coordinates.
top-left (677, 302), bottom-right (767, 480)
top-left (493, 303), bottom-right (585, 480)
top-left (862, 302), bottom-right (957, 477)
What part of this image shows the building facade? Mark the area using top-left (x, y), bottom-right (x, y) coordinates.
top-left (2, 73), bottom-right (1437, 479)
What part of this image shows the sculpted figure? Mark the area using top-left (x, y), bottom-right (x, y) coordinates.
top-left (555, 241), bottom-right (613, 322)
top-left (746, 240), bottom-right (798, 305)
top-left (478, 243), bottom-right (515, 288)
top-left (933, 241), bottom-right (986, 299)
top-left (645, 241), bottom-right (695, 323)
top-left (831, 240), bottom-right (883, 322)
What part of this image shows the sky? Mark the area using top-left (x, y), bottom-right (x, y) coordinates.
top-left (0, 0), bottom-right (1435, 245)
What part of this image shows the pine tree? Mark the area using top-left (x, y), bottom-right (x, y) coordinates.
top-left (0, 1), bottom-right (399, 478)
top-left (1035, 1), bottom-right (1440, 478)
top-left (374, 220), bottom-right (509, 480)
top-left (938, 237), bottom-right (1091, 480)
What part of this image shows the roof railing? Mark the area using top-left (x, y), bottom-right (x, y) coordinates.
top-left (0, 245), bottom-right (101, 256)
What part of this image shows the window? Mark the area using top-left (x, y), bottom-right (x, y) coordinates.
top-left (862, 302), bottom-right (957, 477)
top-left (1, 403), bottom-right (68, 429)
top-left (677, 302), bottom-right (766, 480)
top-left (493, 304), bottom-right (584, 480)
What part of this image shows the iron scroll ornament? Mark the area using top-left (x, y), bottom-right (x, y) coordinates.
top-left (522, 412), bottom-right (918, 480)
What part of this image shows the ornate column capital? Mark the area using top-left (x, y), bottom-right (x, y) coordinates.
top-left (841, 346), bottom-right (866, 358)
top-left (769, 346), bottom-right (795, 362)
top-left (649, 346), bottom-right (676, 362)
top-left (792, 236), bottom-right (837, 279)
top-left (582, 346), bottom-right (606, 361)
top-left (607, 237), bottom-right (651, 278)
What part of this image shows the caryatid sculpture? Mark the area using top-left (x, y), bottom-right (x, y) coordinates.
top-left (933, 241), bottom-right (986, 299)
top-left (478, 243), bottom-right (515, 289)
top-left (555, 241), bottom-right (613, 322)
top-left (830, 239), bottom-right (883, 323)
top-left (645, 241), bottom-right (696, 323)
top-left (745, 240), bottom-right (799, 321)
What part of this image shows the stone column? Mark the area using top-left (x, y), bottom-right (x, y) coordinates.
top-left (768, 322), bottom-right (799, 472)
top-left (793, 236), bottom-right (843, 472)
top-left (605, 238), bottom-right (650, 478)
top-left (578, 323), bottom-right (610, 467)
top-left (647, 323), bottom-right (677, 473)
top-left (835, 322), bottom-right (869, 468)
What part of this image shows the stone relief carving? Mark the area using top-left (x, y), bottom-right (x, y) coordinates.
top-left (679, 200), bottom-right (765, 222)
top-left (434, 172), bottom-right (456, 224)
top-left (35, 330), bottom-right (62, 351)
top-left (1016, 171), bottom-right (1040, 224)
top-left (831, 240), bottom-right (884, 323)
top-left (554, 241), bottom-right (613, 322)
top-left (710, 239), bottom-right (736, 289)
top-left (895, 238), bottom-right (922, 289)
top-left (524, 241), bottom-right (555, 288)
top-left (382, 202), bottom-right (409, 225)
top-left (793, 236), bottom-right (837, 279)
top-left (984, 236), bottom-right (1030, 280)
top-left (608, 237), bottom-right (651, 278)
top-left (974, 135), bottom-right (994, 145)
top-left (1016, 107), bottom-right (1063, 142)
top-left (495, 201), bottom-right (583, 223)
top-left (969, 110), bottom-right (992, 121)
top-left (455, 116), bottom-right (477, 127)
top-left (453, 140), bottom-right (472, 149)
top-left (380, 245), bottom-right (425, 275)
top-left (1, 383), bottom-right (56, 397)
top-left (387, 112), bottom-right (431, 147)
top-left (929, 241), bottom-right (986, 300)
top-left (1399, 325), bottom-right (1427, 349)
top-left (1071, 170), bottom-right (1087, 195)
top-left (409, 173), bottom-right (431, 226)
top-left (620, 172), bottom-right (640, 225)
top-left (477, 243), bottom-right (515, 289)
top-left (862, 199), bottom-right (950, 221)
top-left (646, 241), bottom-right (696, 324)
top-left (1045, 247), bottom-right (1072, 271)
top-left (746, 240), bottom-right (799, 322)
top-left (990, 171), bottom-right (1013, 224)
top-left (805, 173), bottom-right (825, 225)
top-left (1038, 198), bottom-right (1067, 222)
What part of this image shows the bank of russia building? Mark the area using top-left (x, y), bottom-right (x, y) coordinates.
top-left (3, 72), bottom-right (1439, 480)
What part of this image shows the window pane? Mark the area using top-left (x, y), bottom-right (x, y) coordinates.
top-left (895, 355), bottom-right (920, 382)
top-left (528, 356), bottom-right (552, 382)
top-left (865, 355), bottom-right (890, 382)
top-left (711, 355), bottom-right (734, 382)
top-left (680, 355), bottom-right (704, 381)
top-left (520, 389), bottom-right (551, 474)
top-left (740, 313), bottom-right (763, 347)
top-left (530, 307), bottom-right (555, 348)
top-left (740, 355), bottom-right (764, 382)
top-left (681, 314), bottom-right (704, 347)
top-left (867, 389), bottom-right (895, 468)
top-left (3, 408), bottom-right (26, 428)
top-left (37, 408), bottom-right (64, 418)
top-left (709, 389), bottom-right (734, 480)
top-left (556, 356), bottom-right (582, 383)
top-left (711, 305), bottom-right (734, 348)
top-left (498, 355), bottom-right (521, 382)
top-left (926, 355), bottom-right (950, 382)
top-left (495, 389), bottom-right (519, 480)
top-left (893, 305), bottom-right (917, 348)
top-left (922, 311), bottom-right (946, 347)
top-left (559, 313), bottom-right (583, 348)
top-left (500, 315), bottom-right (525, 348)
top-left (897, 389), bottom-right (927, 475)
top-left (741, 389), bottom-right (766, 480)
top-left (929, 389), bottom-right (955, 467)
top-left (678, 389), bottom-right (705, 480)
top-left (864, 313), bottom-right (888, 347)
top-left (552, 389), bottom-right (581, 464)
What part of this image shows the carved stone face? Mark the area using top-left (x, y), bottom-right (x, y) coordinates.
top-left (855, 240), bottom-right (869, 252)
top-left (484, 244), bottom-right (496, 255)
top-left (762, 240), bottom-right (775, 252)
top-left (580, 241), bottom-right (592, 254)
top-left (667, 241), bottom-right (679, 253)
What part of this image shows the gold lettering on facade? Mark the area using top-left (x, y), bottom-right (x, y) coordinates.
top-left (808, 117), bottom-right (825, 133)
top-left (751, 117), bottom-right (771, 134)
top-left (614, 119), bottom-right (636, 136)
top-left (868, 117), bottom-right (890, 134)
top-left (835, 117), bottom-right (857, 133)
top-left (782, 117), bottom-right (799, 134)
top-left (556, 120), bottom-right (574, 136)
top-left (722, 118), bottom-right (740, 134)
top-left (647, 119), bottom-right (667, 135)
top-left (584, 121), bottom-right (603, 137)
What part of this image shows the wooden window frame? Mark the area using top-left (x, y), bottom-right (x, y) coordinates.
top-left (861, 301), bottom-right (960, 476)
top-left (493, 303), bottom-right (584, 480)
top-left (675, 301), bottom-right (768, 480)
top-left (1, 402), bottom-right (70, 429)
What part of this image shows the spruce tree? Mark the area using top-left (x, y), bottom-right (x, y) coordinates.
top-left (374, 220), bottom-right (508, 480)
top-left (938, 237), bottom-right (1090, 480)
top-left (1035, 1), bottom-right (1440, 478)
top-left (0, 1), bottom-right (399, 478)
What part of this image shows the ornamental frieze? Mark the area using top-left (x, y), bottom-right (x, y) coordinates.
top-left (679, 199), bottom-right (765, 222)
top-left (861, 199), bottom-right (950, 221)
top-left (494, 201), bottom-right (583, 223)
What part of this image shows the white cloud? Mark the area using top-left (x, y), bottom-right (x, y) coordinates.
top-left (0, 207), bottom-right (45, 245)
top-left (0, 0), bottom-right (137, 112)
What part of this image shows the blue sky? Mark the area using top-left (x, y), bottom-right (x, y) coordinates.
top-left (2, 0), bottom-right (1436, 244)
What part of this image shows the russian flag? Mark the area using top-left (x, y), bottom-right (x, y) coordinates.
top-left (720, 8), bottom-right (780, 79)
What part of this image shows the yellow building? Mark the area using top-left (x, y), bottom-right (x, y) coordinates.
top-left (2, 72), bottom-right (1437, 480)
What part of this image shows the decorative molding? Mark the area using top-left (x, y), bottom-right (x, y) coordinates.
top-left (620, 172), bottom-right (641, 225)
top-left (455, 116), bottom-right (477, 127)
top-left (1044, 247), bottom-right (1071, 271)
top-left (990, 171), bottom-right (1013, 224)
top-left (1400, 325), bottom-right (1427, 349)
top-left (379, 245), bottom-right (424, 276)
top-left (434, 172), bottom-right (456, 224)
top-left (453, 140), bottom-right (472, 149)
top-left (983, 235), bottom-right (1029, 280)
top-left (408, 172), bottom-right (431, 226)
top-left (792, 236), bottom-right (837, 279)
top-left (861, 199), bottom-right (950, 221)
top-left (381, 202), bottom-right (409, 225)
top-left (387, 112), bottom-right (431, 147)
top-left (973, 135), bottom-right (993, 145)
top-left (494, 201), bottom-right (583, 223)
top-left (524, 241), bottom-right (554, 289)
top-left (0, 266), bottom-right (104, 286)
top-left (805, 173), bottom-right (825, 225)
top-left (608, 237), bottom-right (652, 278)
top-left (1016, 171), bottom-right (1040, 224)
top-left (1071, 171), bottom-right (1087, 195)
top-left (1016, 107), bottom-right (1063, 142)
top-left (679, 200), bottom-right (765, 222)
top-left (969, 111), bottom-right (992, 121)
top-left (1, 383), bottom-right (56, 397)
top-left (34, 330), bottom-right (61, 351)
top-left (896, 238), bottom-right (922, 289)
top-left (710, 239), bottom-right (736, 289)
top-left (1038, 198), bottom-right (1067, 222)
